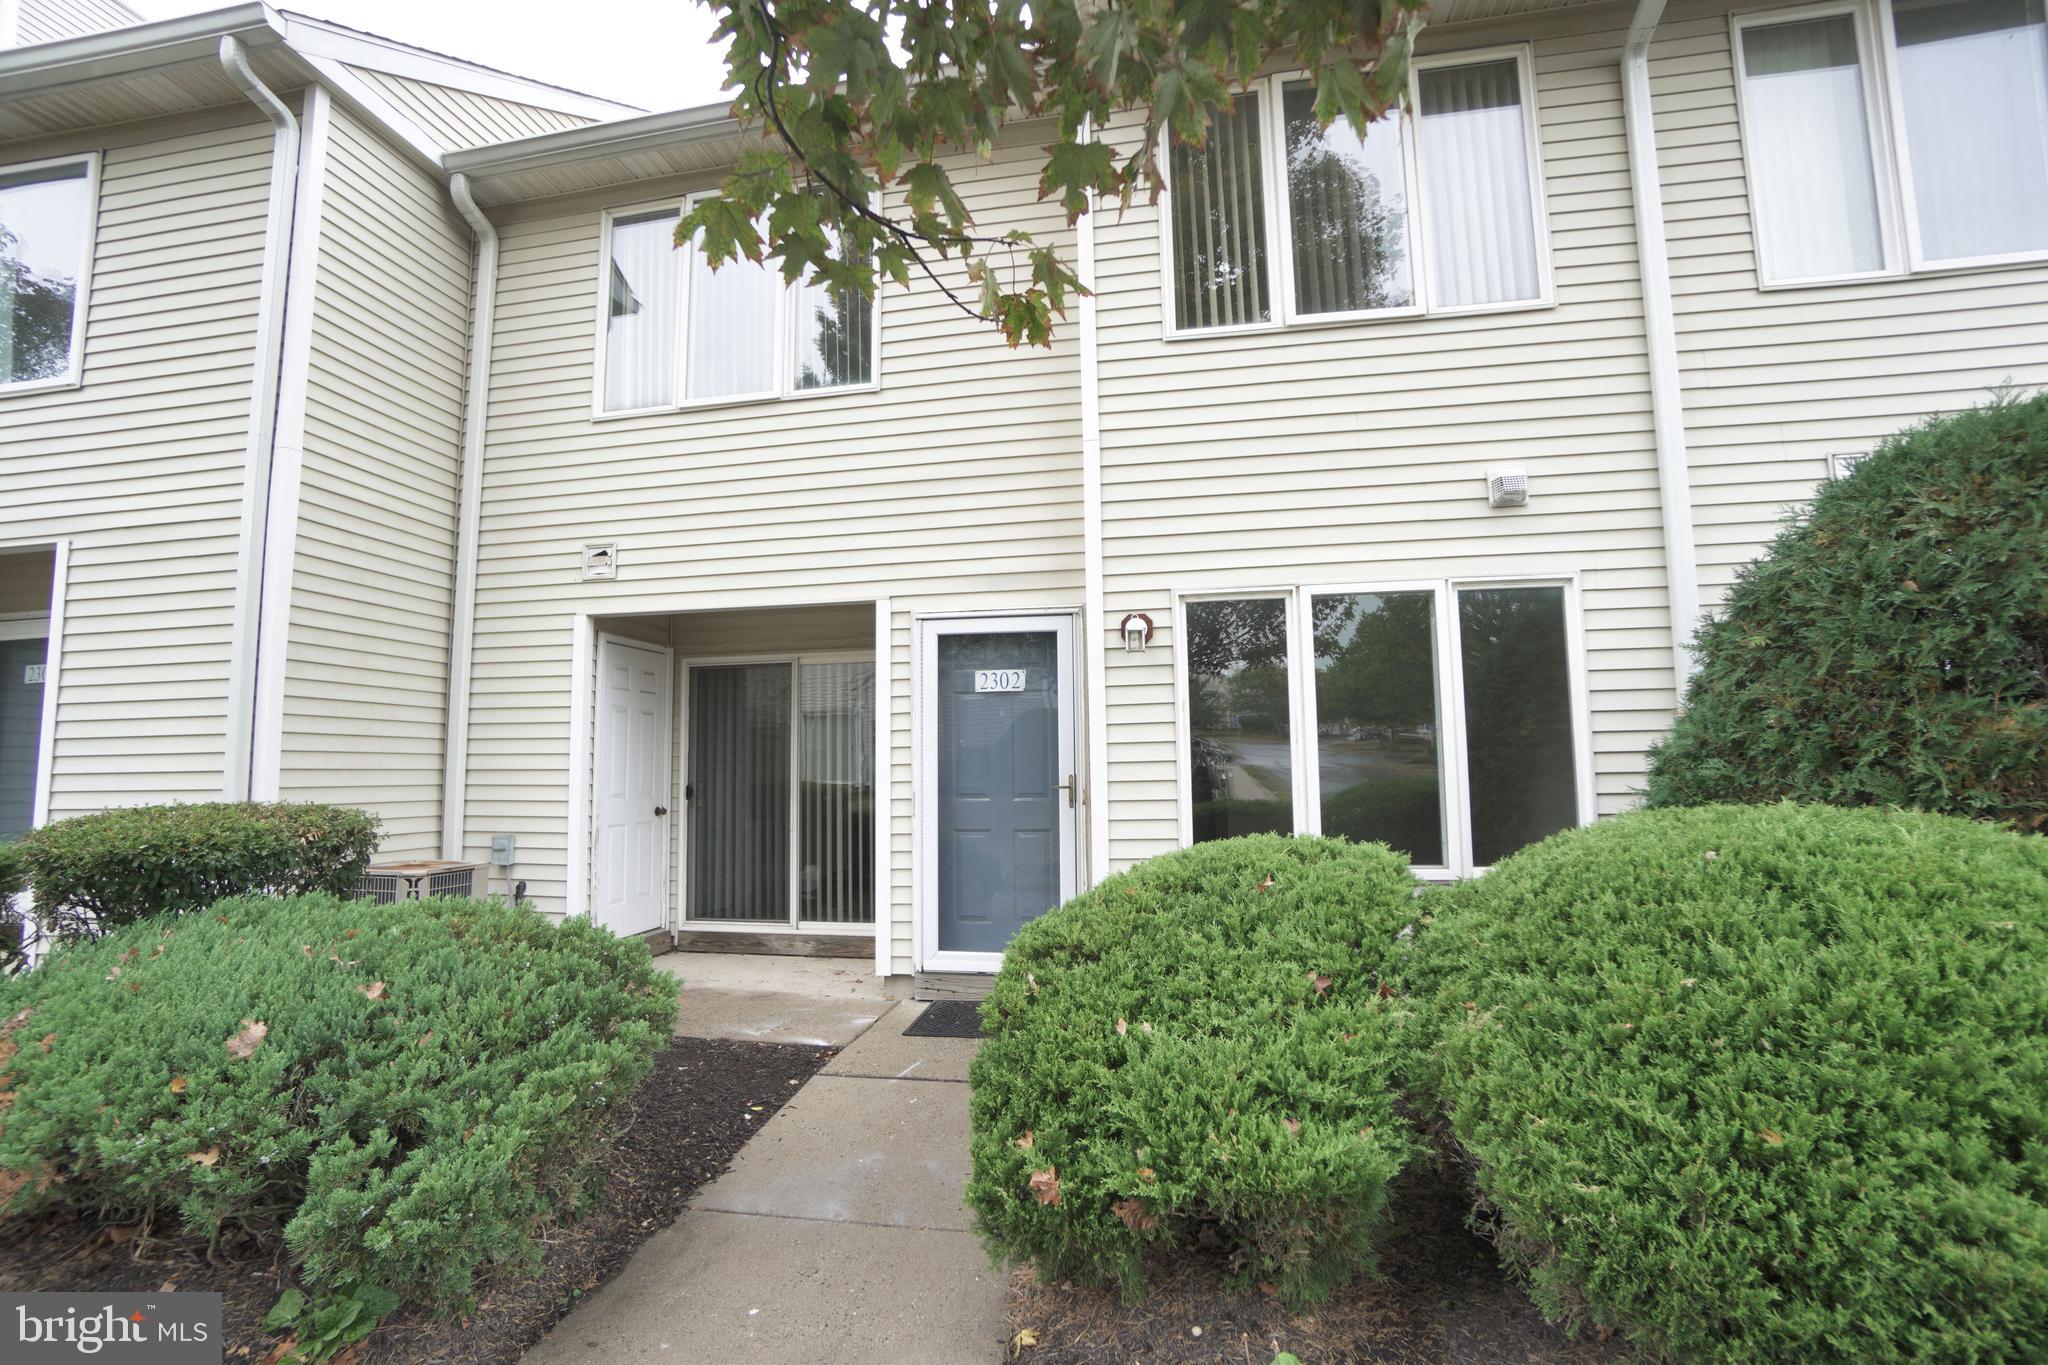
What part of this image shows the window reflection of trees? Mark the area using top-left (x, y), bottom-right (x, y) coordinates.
top-left (1282, 91), bottom-right (1411, 314)
top-left (1, 224), bottom-right (77, 384)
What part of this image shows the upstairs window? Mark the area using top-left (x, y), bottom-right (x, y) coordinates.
top-left (1734, 0), bottom-right (2048, 284)
top-left (1164, 47), bottom-right (1550, 335)
top-left (1, 155), bottom-right (96, 393)
top-left (599, 195), bottom-right (877, 415)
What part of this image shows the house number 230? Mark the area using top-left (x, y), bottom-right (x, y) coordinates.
top-left (974, 669), bottom-right (1026, 693)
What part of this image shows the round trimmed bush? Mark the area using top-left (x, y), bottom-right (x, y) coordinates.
top-left (1407, 804), bottom-right (2048, 1363)
top-left (968, 835), bottom-right (1423, 1305)
top-left (1646, 393), bottom-right (2048, 832)
top-left (18, 802), bottom-right (383, 939)
top-left (0, 894), bottom-right (678, 1311)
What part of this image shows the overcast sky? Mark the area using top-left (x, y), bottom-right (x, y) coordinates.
top-left (127, 0), bottom-right (734, 112)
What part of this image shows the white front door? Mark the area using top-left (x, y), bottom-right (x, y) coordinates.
top-left (595, 636), bottom-right (672, 937)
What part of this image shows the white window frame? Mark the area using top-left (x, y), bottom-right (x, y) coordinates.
top-left (1172, 575), bottom-right (1593, 878)
top-left (1731, 0), bottom-right (2048, 286)
top-left (1156, 45), bottom-right (1554, 340)
top-left (0, 152), bottom-right (100, 397)
top-left (592, 192), bottom-right (883, 420)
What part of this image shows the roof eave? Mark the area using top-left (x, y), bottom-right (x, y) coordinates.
top-left (0, 4), bottom-right (284, 97)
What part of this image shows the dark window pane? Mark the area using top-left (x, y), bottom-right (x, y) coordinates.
top-left (1281, 83), bottom-right (1414, 315)
top-left (1170, 94), bottom-right (1272, 330)
top-left (1458, 586), bottom-right (1579, 864)
top-left (1185, 597), bottom-right (1292, 841)
top-left (1311, 592), bottom-right (1443, 865)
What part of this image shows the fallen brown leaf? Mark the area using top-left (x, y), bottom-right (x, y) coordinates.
top-left (106, 1224), bottom-right (139, 1244)
top-left (225, 1020), bottom-right (268, 1060)
top-left (358, 981), bottom-right (388, 1001)
top-left (1308, 972), bottom-right (1332, 998)
top-left (168, 1076), bottom-right (187, 1095)
top-left (1282, 1117), bottom-right (1301, 1136)
top-left (1759, 1128), bottom-right (1784, 1146)
top-left (38, 1032), bottom-right (56, 1054)
top-left (1027, 1168), bottom-right (1061, 1206)
top-left (1114, 1018), bottom-right (1127, 1036)
top-left (1015, 1130), bottom-right (1034, 1150)
top-left (186, 1147), bottom-right (221, 1167)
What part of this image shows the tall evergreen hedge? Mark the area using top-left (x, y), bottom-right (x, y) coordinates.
top-left (1407, 804), bottom-right (2048, 1363)
top-left (1645, 393), bottom-right (2047, 832)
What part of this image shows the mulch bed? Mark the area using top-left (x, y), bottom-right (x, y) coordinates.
top-left (1007, 1160), bottom-right (1631, 1365)
top-left (0, 1036), bottom-right (831, 1364)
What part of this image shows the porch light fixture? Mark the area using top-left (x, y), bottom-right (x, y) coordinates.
top-left (1120, 612), bottom-right (1155, 654)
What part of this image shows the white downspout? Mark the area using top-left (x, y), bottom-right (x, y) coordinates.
top-left (219, 35), bottom-right (300, 800)
top-left (441, 172), bottom-right (497, 860)
top-left (1623, 0), bottom-right (1702, 686)
top-left (1077, 118), bottom-right (1111, 888)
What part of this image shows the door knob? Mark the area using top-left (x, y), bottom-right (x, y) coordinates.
top-left (654, 806), bottom-right (669, 817)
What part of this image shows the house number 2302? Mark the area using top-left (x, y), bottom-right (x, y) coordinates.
top-left (975, 669), bottom-right (1026, 693)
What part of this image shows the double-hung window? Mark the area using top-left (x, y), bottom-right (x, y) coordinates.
top-left (598, 194), bottom-right (878, 415)
top-left (1180, 579), bottom-right (1588, 875)
top-left (1734, 0), bottom-right (2048, 284)
top-left (1, 154), bottom-right (97, 394)
top-left (1164, 46), bottom-right (1551, 334)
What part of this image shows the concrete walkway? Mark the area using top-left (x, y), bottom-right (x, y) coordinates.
top-left (525, 954), bottom-right (1004, 1365)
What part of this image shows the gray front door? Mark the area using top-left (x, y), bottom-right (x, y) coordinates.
top-left (0, 634), bottom-right (48, 840)
top-left (929, 619), bottom-right (1075, 960)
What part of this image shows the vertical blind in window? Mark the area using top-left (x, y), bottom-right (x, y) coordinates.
top-left (791, 268), bottom-right (874, 391)
top-left (603, 210), bottom-right (680, 411)
top-left (1739, 15), bottom-right (1886, 279)
top-left (685, 231), bottom-right (779, 401)
top-left (1280, 82), bottom-right (1415, 314)
top-left (1169, 93), bottom-right (1273, 330)
top-left (688, 663), bottom-right (792, 921)
top-left (798, 661), bottom-right (875, 924)
top-left (1416, 59), bottom-right (1542, 308)
top-left (1892, 0), bottom-right (2048, 262)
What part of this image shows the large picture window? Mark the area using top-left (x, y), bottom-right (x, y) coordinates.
top-left (1163, 47), bottom-right (1550, 334)
top-left (598, 196), bottom-right (878, 414)
top-left (1733, 0), bottom-right (2048, 283)
top-left (1180, 580), bottom-right (1586, 875)
top-left (1, 155), bottom-right (96, 393)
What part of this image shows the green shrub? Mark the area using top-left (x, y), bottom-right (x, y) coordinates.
top-left (968, 835), bottom-right (1423, 1306)
top-left (0, 894), bottom-right (678, 1312)
top-left (1646, 393), bottom-right (2048, 832)
top-left (1406, 804), bottom-right (2048, 1363)
top-left (0, 841), bottom-right (22, 971)
top-left (18, 803), bottom-right (381, 937)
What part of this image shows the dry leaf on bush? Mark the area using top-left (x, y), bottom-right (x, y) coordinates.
top-left (167, 1076), bottom-right (187, 1094)
top-left (357, 982), bottom-right (388, 1001)
top-left (186, 1147), bottom-right (220, 1167)
top-left (225, 1020), bottom-right (268, 1059)
top-left (1027, 1168), bottom-right (1061, 1206)
top-left (1112, 1198), bottom-right (1157, 1232)
top-left (1015, 1130), bottom-right (1034, 1150)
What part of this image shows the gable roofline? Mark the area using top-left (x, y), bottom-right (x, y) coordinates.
top-left (0, 3), bottom-right (639, 133)
top-left (443, 99), bottom-right (737, 179)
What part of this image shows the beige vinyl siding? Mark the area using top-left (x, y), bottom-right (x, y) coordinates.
top-left (278, 102), bottom-right (470, 855)
top-left (1092, 9), bottom-right (1678, 869)
top-left (460, 131), bottom-right (1082, 975)
top-left (346, 66), bottom-right (596, 152)
top-left (1651, 0), bottom-right (2048, 597)
top-left (13, 0), bottom-right (140, 45)
top-left (0, 109), bottom-right (273, 816)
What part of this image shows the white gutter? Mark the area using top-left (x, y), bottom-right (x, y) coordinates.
top-left (440, 171), bottom-right (497, 859)
top-left (1077, 118), bottom-right (1110, 888)
top-left (1622, 0), bottom-right (1702, 686)
top-left (219, 32), bottom-right (300, 801)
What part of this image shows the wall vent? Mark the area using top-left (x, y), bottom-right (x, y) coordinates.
top-left (356, 860), bottom-right (485, 903)
top-left (1486, 467), bottom-right (1529, 508)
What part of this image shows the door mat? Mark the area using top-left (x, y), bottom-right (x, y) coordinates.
top-left (903, 999), bottom-right (986, 1039)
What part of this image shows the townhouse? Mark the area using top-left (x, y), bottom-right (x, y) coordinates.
top-left (4, 0), bottom-right (2045, 989)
